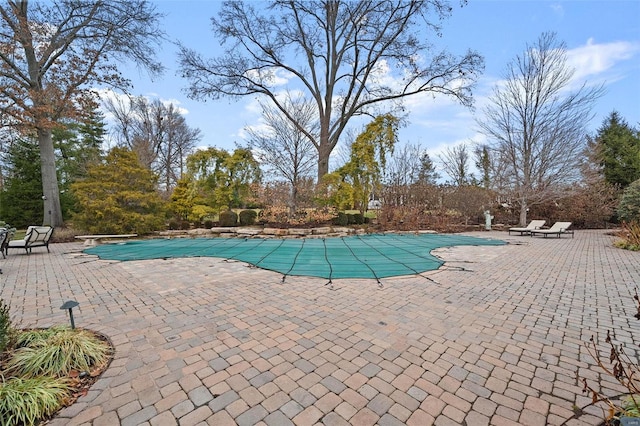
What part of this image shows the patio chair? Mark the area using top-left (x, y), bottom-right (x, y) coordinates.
top-left (530, 222), bottom-right (574, 238)
top-left (7, 226), bottom-right (55, 254)
top-left (508, 220), bottom-right (546, 235)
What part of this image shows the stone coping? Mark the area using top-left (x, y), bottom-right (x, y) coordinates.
top-left (156, 226), bottom-right (481, 239)
top-left (157, 226), bottom-right (366, 239)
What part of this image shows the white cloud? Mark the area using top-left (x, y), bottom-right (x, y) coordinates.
top-left (96, 88), bottom-right (191, 117)
top-left (566, 38), bottom-right (639, 83)
top-left (549, 3), bottom-right (564, 18)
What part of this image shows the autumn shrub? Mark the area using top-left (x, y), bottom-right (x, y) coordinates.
top-left (219, 210), bottom-right (238, 227)
top-left (239, 209), bottom-right (257, 226)
top-left (615, 221), bottom-right (640, 251)
top-left (305, 207), bottom-right (337, 224)
top-left (258, 206), bottom-right (289, 224)
top-left (168, 220), bottom-right (180, 230)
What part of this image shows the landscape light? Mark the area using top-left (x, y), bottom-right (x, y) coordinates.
top-left (60, 300), bottom-right (79, 329)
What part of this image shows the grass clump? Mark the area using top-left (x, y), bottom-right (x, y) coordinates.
top-left (614, 221), bottom-right (640, 251)
top-left (7, 325), bottom-right (110, 378)
top-left (0, 376), bottom-right (72, 426)
top-left (0, 300), bottom-right (113, 424)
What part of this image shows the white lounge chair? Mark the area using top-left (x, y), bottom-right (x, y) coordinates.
top-left (530, 222), bottom-right (574, 238)
top-left (508, 220), bottom-right (546, 235)
top-left (7, 226), bottom-right (55, 254)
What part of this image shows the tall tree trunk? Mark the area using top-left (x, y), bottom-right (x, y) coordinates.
top-left (38, 128), bottom-right (64, 227)
top-left (519, 198), bottom-right (528, 227)
top-left (317, 142), bottom-right (331, 181)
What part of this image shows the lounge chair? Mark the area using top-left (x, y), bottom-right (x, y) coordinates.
top-left (530, 222), bottom-right (574, 238)
top-left (508, 220), bottom-right (546, 235)
top-left (7, 226), bottom-right (55, 254)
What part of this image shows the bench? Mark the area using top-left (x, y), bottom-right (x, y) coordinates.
top-left (75, 234), bottom-right (138, 246)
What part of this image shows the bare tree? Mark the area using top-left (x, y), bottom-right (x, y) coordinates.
top-left (439, 143), bottom-right (471, 186)
top-left (477, 32), bottom-right (603, 225)
top-left (105, 96), bottom-right (201, 195)
top-left (179, 0), bottom-right (483, 181)
top-left (246, 95), bottom-right (317, 212)
top-left (0, 0), bottom-right (164, 226)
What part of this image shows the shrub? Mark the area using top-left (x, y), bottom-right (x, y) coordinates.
top-left (333, 212), bottom-right (348, 226)
top-left (615, 221), bottom-right (640, 251)
top-left (581, 289), bottom-right (640, 423)
top-left (353, 213), bottom-right (364, 225)
top-left (0, 299), bottom-right (15, 354)
top-left (239, 209), bottom-right (257, 226)
top-left (71, 148), bottom-right (166, 235)
top-left (219, 210), bottom-right (238, 227)
top-left (7, 326), bottom-right (111, 378)
top-left (619, 179), bottom-right (640, 223)
top-left (258, 206), bottom-right (289, 224)
top-left (346, 213), bottom-right (356, 225)
top-left (0, 376), bottom-right (72, 426)
top-left (168, 220), bottom-right (180, 230)
top-left (179, 221), bottom-right (191, 230)
top-left (203, 220), bottom-right (214, 229)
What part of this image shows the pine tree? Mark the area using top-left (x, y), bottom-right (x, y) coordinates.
top-left (596, 111), bottom-right (640, 188)
top-left (0, 139), bottom-right (43, 227)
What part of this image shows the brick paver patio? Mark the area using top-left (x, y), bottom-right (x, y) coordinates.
top-left (1, 230), bottom-right (639, 425)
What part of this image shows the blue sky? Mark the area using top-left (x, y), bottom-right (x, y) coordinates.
top-left (112, 0), bottom-right (640, 174)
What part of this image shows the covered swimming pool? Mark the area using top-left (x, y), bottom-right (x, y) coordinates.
top-left (85, 233), bottom-right (505, 282)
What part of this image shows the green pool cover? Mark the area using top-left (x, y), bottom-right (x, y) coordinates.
top-left (85, 233), bottom-right (504, 281)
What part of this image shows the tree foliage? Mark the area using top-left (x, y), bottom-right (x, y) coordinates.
top-left (593, 111), bottom-right (640, 189)
top-left (618, 179), bottom-right (640, 224)
top-left (338, 114), bottom-right (398, 213)
top-left (53, 109), bottom-right (106, 217)
top-left (315, 172), bottom-right (353, 211)
top-left (71, 147), bottom-right (165, 234)
top-left (0, 0), bottom-right (165, 226)
top-left (179, 0), bottom-right (483, 180)
top-left (104, 95), bottom-right (201, 195)
top-left (170, 147), bottom-right (262, 220)
top-left (477, 32), bottom-right (603, 225)
top-left (0, 138), bottom-right (42, 227)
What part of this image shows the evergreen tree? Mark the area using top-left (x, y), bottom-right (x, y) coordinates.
top-left (54, 110), bottom-right (106, 217)
top-left (596, 111), bottom-right (640, 188)
top-left (71, 147), bottom-right (165, 234)
top-left (618, 178), bottom-right (640, 223)
top-left (0, 139), bottom-right (43, 227)
top-left (418, 152), bottom-right (440, 185)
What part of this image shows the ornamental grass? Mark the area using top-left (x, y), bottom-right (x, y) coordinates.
top-left (0, 375), bottom-right (72, 426)
top-left (6, 325), bottom-right (111, 378)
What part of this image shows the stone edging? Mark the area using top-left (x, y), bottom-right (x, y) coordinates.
top-left (156, 227), bottom-right (441, 239)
